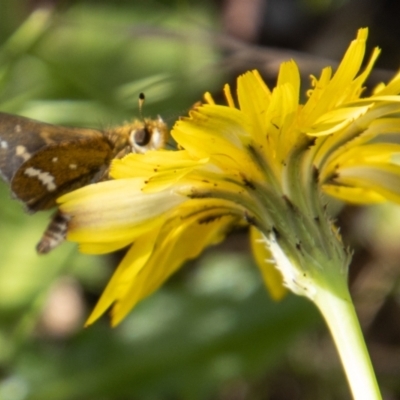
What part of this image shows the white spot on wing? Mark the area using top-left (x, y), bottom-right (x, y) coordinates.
top-left (15, 124), bottom-right (22, 133)
top-left (0, 140), bottom-right (8, 149)
top-left (24, 167), bottom-right (57, 191)
top-left (69, 164), bottom-right (77, 169)
top-left (16, 145), bottom-right (31, 161)
top-left (52, 157), bottom-right (58, 163)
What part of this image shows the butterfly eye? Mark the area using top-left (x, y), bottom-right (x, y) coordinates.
top-left (132, 127), bottom-right (151, 147)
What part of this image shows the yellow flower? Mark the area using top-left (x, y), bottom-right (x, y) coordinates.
top-left (59, 28), bottom-right (400, 328)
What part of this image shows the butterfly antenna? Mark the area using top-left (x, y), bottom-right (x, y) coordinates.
top-left (138, 92), bottom-right (145, 120)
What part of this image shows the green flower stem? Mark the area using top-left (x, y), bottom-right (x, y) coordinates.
top-left (259, 207), bottom-right (381, 399)
top-left (314, 278), bottom-right (382, 400)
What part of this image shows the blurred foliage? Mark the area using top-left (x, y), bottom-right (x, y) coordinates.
top-left (0, 1), bottom-right (321, 399)
top-left (0, 0), bottom-right (400, 399)
top-left (0, 0), bottom-right (222, 123)
top-left (4, 254), bottom-right (320, 400)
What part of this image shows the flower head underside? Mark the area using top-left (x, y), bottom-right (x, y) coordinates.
top-left (59, 28), bottom-right (400, 326)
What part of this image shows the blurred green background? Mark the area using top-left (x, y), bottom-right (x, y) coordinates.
top-left (0, 1), bottom-right (400, 399)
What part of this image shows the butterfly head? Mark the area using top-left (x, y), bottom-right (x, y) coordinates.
top-left (129, 116), bottom-right (168, 153)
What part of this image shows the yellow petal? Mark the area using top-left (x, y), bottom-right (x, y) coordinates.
top-left (373, 70), bottom-right (400, 96)
top-left (322, 184), bottom-right (386, 204)
top-left (110, 213), bottom-right (239, 325)
top-left (172, 105), bottom-right (263, 180)
top-left (79, 239), bottom-right (133, 254)
top-left (335, 164), bottom-right (400, 204)
top-left (250, 226), bottom-right (286, 300)
top-left (307, 105), bottom-right (371, 136)
top-left (111, 149), bottom-right (204, 180)
top-left (204, 92), bottom-right (215, 105)
top-left (301, 28), bottom-right (373, 129)
top-left (59, 179), bottom-right (186, 245)
top-left (237, 70), bottom-right (272, 149)
top-left (301, 67), bottom-right (332, 124)
top-left (173, 105), bottom-right (251, 157)
top-left (112, 150), bottom-right (210, 192)
top-left (314, 105), bottom-right (400, 169)
top-left (223, 83), bottom-right (236, 108)
top-left (323, 144), bottom-right (400, 179)
top-left (85, 228), bottom-right (159, 325)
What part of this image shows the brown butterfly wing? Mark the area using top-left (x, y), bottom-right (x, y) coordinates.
top-left (0, 112), bottom-right (114, 212)
top-left (0, 112), bottom-right (106, 182)
top-left (11, 137), bottom-right (113, 212)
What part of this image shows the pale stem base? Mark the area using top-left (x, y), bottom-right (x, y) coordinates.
top-left (314, 284), bottom-right (382, 400)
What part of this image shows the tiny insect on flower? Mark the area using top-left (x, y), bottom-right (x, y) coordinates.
top-left (0, 100), bottom-right (169, 253)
